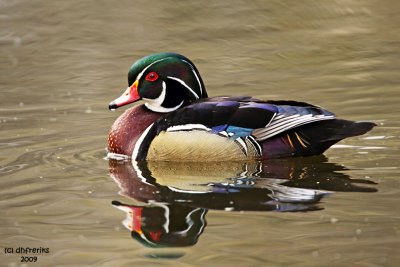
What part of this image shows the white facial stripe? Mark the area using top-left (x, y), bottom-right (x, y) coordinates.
top-left (180, 59), bottom-right (203, 96)
top-left (136, 58), bottom-right (169, 81)
top-left (135, 56), bottom-right (202, 113)
top-left (167, 76), bottom-right (199, 99)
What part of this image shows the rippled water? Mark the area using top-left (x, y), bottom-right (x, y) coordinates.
top-left (1, 0), bottom-right (399, 266)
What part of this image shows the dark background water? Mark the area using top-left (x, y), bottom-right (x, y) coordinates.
top-left (1, 0), bottom-right (399, 266)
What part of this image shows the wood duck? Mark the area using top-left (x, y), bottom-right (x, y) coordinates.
top-left (112, 200), bottom-right (206, 248)
top-left (108, 52), bottom-right (375, 161)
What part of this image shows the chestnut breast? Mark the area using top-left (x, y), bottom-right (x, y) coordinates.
top-left (108, 104), bottom-right (162, 157)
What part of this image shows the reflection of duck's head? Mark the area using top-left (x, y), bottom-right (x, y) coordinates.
top-left (112, 200), bottom-right (206, 248)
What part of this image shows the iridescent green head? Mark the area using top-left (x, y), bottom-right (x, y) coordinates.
top-left (109, 53), bottom-right (207, 112)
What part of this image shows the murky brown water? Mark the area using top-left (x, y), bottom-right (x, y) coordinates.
top-left (1, 0), bottom-right (400, 266)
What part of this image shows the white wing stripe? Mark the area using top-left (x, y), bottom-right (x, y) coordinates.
top-left (166, 124), bottom-right (211, 132)
top-left (253, 114), bottom-right (335, 141)
top-left (262, 116), bottom-right (319, 133)
top-left (264, 115), bottom-right (305, 131)
top-left (255, 114), bottom-right (334, 134)
top-left (255, 117), bottom-right (325, 136)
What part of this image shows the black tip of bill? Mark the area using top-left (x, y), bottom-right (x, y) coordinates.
top-left (109, 101), bottom-right (118, 111)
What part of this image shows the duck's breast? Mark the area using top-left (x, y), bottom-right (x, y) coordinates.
top-left (108, 105), bottom-right (162, 157)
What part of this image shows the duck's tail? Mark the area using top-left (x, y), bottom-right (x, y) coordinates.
top-left (262, 119), bottom-right (376, 158)
top-left (313, 120), bottom-right (376, 141)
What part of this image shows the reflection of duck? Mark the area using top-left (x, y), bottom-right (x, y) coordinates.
top-left (110, 156), bottom-right (376, 204)
top-left (112, 201), bottom-right (206, 248)
top-left (108, 53), bottom-right (375, 161)
top-left (110, 159), bottom-right (330, 211)
top-left (109, 157), bottom-right (376, 247)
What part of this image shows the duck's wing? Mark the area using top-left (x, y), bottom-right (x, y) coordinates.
top-left (159, 97), bottom-right (336, 139)
top-left (135, 97), bottom-right (374, 160)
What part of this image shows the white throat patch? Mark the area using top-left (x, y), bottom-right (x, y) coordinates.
top-left (143, 81), bottom-right (184, 113)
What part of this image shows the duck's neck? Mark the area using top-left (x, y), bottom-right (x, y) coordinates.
top-left (108, 104), bottom-right (163, 157)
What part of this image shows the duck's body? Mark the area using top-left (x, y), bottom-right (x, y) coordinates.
top-left (108, 53), bottom-right (375, 161)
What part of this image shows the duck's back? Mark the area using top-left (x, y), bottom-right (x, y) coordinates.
top-left (130, 97), bottom-right (375, 161)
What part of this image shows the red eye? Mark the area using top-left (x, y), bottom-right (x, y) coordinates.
top-left (145, 72), bottom-right (158, 82)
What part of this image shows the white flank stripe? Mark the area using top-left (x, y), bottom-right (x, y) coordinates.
top-left (166, 124), bottom-right (210, 132)
top-left (235, 137), bottom-right (248, 156)
top-left (132, 123), bottom-right (154, 160)
top-left (247, 136), bottom-right (262, 156)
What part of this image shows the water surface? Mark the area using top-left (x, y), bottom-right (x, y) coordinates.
top-left (1, 0), bottom-right (399, 266)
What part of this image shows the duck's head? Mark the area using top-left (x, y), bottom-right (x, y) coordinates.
top-left (109, 53), bottom-right (207, 113)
